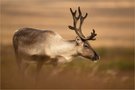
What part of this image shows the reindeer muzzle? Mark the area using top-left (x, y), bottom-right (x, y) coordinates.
top-left (91, 52), bottom-right (100, 61)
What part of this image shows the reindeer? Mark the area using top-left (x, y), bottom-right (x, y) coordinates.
top-left (13, 7), bottom-right (99, 77)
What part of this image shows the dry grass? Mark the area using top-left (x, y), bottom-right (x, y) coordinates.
top-left (1, 45), bottom-right (134, 89)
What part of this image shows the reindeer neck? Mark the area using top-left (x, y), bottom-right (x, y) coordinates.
top-left (61, 39), bottom-right (78, 57)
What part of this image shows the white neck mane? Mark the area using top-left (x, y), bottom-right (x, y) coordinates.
top-left (45, 34), bottom-right (77, 59)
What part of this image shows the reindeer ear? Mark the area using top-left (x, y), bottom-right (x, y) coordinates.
top-left (75, 36), bottom-right (83, 45)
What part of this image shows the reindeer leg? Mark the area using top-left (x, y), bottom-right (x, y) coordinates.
top-left (34, 59), bottom-right (45, 87)
top-left (15, 53), bottom-right (23, 72)
top-left (50, 56), bottom-right (67, 76)
top-left (16, 57), bottom-right (22, 71)
top-left (36, 60), bottom-right (44, 75)
top-left (22, 62), bottom-right (29, 76)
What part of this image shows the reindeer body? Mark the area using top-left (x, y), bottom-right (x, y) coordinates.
top-left (13, 7), bottom-right (99, 77)
top-left (13, 28), bottom-right (78, 65)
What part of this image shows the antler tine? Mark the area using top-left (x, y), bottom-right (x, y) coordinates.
top-left (86, 29), bottom-right (97, 40)
top-left (76, 7), bottom-right (88, 40)
top-left (83, 13), bottom-right (88, 18)
top-left (70, 9), bottom-right (75, 19)
top-left (78, 7), bottom-right (88, 38)
top-left (78, 7), bottom-right (88, 19)
top-left (77, 7), bottom-right (82, 19)
top-left (70, 8), bottom-right (76, 18)
top-left (69, 8), bottom-right (77, 30)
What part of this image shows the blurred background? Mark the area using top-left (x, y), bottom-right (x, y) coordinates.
top-left (1, 0), bottom-right (134, 89)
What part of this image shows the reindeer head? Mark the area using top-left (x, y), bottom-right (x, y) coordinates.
top-left (69, 7), bottom-right (100, 61)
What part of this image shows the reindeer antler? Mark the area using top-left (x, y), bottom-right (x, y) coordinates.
top-left (68, 7), bottom-right (97, 41)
